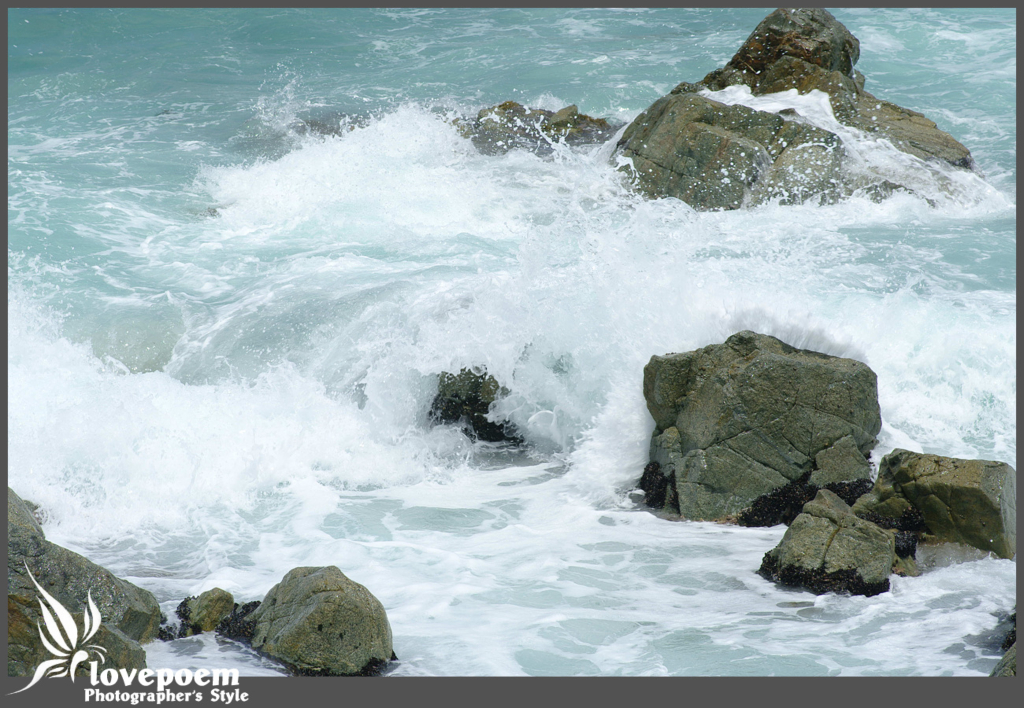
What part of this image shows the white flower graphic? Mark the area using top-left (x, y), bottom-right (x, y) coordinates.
top-left (10, 564), bottom-right (108, 694)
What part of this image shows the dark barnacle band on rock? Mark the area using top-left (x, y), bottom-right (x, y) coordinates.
top-left (216, 600), bottom-right (262, 643)
top-left (758, 550), bottom-right (890, 598)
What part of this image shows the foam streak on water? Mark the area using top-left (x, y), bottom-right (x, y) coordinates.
top-left (7, 8), bottom-right (1015, 676)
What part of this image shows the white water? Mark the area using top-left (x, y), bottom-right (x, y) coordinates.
top-left (8, 8), bottom-right (1015, 677)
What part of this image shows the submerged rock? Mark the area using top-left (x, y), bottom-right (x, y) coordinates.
top-left (642, 331), bottom-right (880, 522)
top-left (613, 8), bottom-right (974, 211)
top-left (852, 449), bottom-right (1016, 559)
top-left (758, 489), bottom-right (894, 596)
top-left (461, 101), bottom-right (621, 156)
top-left (8, 487), bottom-right (161, 676)
top-left (250, 566), bottom-right (395, 676)
top-left (430, 368), bottom-right (521, 443)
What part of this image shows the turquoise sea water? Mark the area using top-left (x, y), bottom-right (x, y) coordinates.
top-left (8, 8), bottom-right (1016, 676)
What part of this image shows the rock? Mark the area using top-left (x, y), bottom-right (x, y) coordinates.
top-left (429, 368), bottom-right (521, 443)
top-left (758, 489), bottom-right (894, 596)
top-left (990, 642), bottom-right (1015, 677)
top-left (852, 450), bottom-right (1016, 559)
top-left (642, 331), bottom-right (881, 521)
top-left (615, 92), bottom-right (845, 210)
top-left (614, 9), bottom-right (975, 210)
top-left (249, 566), bottom-right (394, 676)
top-left (169, 588), bottom-right (236, 638)
top-left (8, 487), bottom-right (161, 677)
top-left (464, 101), bottom-right (620, 156)
top-left (698, 8), bottom-right (973, 170)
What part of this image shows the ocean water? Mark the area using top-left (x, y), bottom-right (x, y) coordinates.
top-left (7, 8), bottom-right (1016, 677)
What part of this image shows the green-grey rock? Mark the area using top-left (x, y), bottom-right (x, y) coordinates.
top-left (990, 642), bottom-right (1015, 677)
top-left (8, 487), bottom-right (159, 677)
top-left (853, 450), bottom-right (1015, 559)
top-left (761, 489), bottom-right (895, 596)
top-left (250, 566), bottom-right (393, 676)
top-left (642, 331), bottom-right (881, 521)
top-left (810, 435), bottom-right (871, 486)
top-left (188, 588), bottom-right (236, 633)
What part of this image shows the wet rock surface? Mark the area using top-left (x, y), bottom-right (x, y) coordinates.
top-left (642, 331), bottom-right (881, 521)
top-left (613, 8), bottom-right (974, 211)
top-left (430, 368), bottom-right (521, 443)
top-left (460, 101), bottom-right (621, 156)
top-left (8, 487), bottom-right (161, 676)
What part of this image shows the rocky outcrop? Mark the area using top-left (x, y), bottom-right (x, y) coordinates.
top-left (460, 101), bottom-right (621, 156)
top-left (8, 488), bottom-right (161, 676)
top-left (851, 449), bottom-right (1016, 559)
top-left (641, 331), bottom-right (881, 522)
top-left (758, 489), bottom-right (894, 596)
top-left (249, 566), bottom-right (395, 676)
top-left (430, 368), bottom-right (521, 443)
top-left (613, 8), bottom-right (974, 210)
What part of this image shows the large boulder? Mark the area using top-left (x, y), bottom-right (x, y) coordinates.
top-left (614, 8), bottom-right (974, 210)
top-left (642, 331), bottom-right (880, 522)
top-left (8, 487), bottom-right (161, 677)
top-left (430, 368), bottom-right (521, 443)
top-left (249, 566), bottom-right (395, 676)
top-left (851, 450), bottom-right (1016, 559)
top-left (460, 101), bottom-right (620, 156)
top-left (758, 489), bottom-right (894, 596)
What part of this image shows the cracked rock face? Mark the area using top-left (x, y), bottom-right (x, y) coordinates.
top-left (642, 331), bottom-right (881, 522)
top-left (852, 449), bottom-right (1016, 559)
top-left (759, 489), bottom-right (894, 596)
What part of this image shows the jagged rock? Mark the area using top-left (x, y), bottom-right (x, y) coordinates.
top-left (462, 101), bottom-right (620, 156)
top-left (8, 487), bottom-right (160, 676)
top-left (758, 489), bottom-right (894, 596)
top-left (698, 8), bottom-right (974, 169)
top-left (991, 642), bottom-right (1015, 677)
top-left (852, 449), bottom-right (1016, 559)
top-left (429, 368), bottom-right (521, 443)
top-left (249, 566), bottom-right (394, 676)
top-left (642, 331), bottom-right (881, 521)
top-left (614, 8), bottom-right (974, 211)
